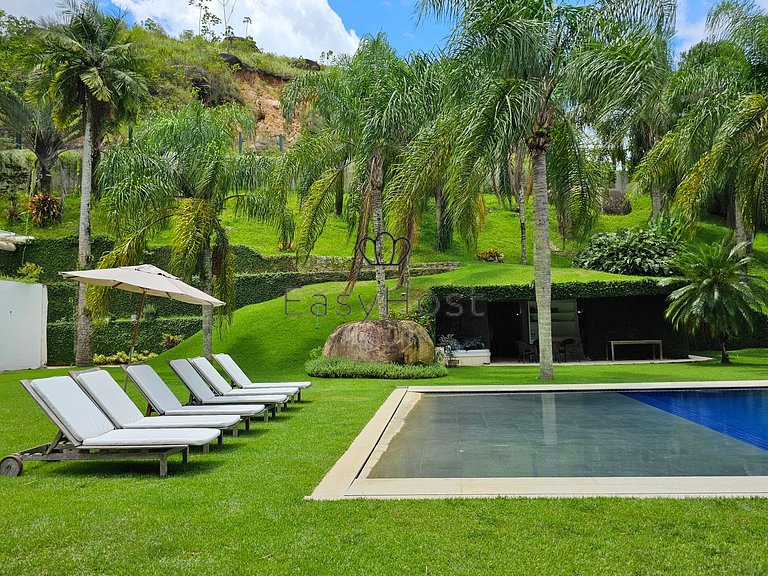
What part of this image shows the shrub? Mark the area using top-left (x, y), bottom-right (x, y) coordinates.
top-left (93, 350), bottom-right (157, 364)
top-left (28, 192), bottom-right (62, 226)
top-left (574, 228), bottom-right (678, 276)
top-left (476, 248), bottom-right (504, 263)
top-left (16, 262), bottom-right (43, 282)
top-left (161, 333), bottom-right (184, 350)
top-left (305, 356), bottom-right (448, 379)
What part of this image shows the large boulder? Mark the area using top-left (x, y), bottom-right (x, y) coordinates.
top-left (323, 320), bottom-right (435, 365)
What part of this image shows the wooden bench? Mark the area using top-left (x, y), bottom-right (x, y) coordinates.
top-left (606, 339), bottom-right (663, 361)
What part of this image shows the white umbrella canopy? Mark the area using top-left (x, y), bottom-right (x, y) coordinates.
top-left (60, 264), bottom-right (225, 307)
top-left (61, 264), bottom-right (225, 382)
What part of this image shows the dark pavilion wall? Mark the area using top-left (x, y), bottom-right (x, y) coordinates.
top-left (576, 295), bottom-right (689, 360)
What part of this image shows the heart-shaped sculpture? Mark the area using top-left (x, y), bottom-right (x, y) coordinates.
top-left (357, 232), bottom-right (412, 266)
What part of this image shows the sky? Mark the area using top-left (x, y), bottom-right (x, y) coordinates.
top-left (0, 0), bottom-right (764, 61)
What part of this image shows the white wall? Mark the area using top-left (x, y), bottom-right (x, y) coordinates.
top-left (0, 279), bottom-right (48, 371)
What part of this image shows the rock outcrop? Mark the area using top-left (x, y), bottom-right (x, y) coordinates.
top-left (323, 320), bottom-right (435, 365)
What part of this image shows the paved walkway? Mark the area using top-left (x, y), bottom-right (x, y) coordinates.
top-left (488, 355), bottom-right (712, 367)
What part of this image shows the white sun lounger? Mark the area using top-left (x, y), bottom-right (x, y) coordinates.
top-left (168, 359), bottom-right (288, 417)
top-left (189, 356), bottom-right (299, 400)
top-left (213, 353), bottom-right (311, 400)
top-left (71, 369), bottom-right (241, 442)
top-left (124, 364), bottom-right (269, 426)
top-left (0, 376), bottom-right (219, 478)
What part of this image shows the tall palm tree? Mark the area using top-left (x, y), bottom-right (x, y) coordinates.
top-left (29, 0), bottom-right (148, 365)
top-left (634, 1), bottom-right (766, 241)
top-left (275, 34), bottom-right (416, 319)
top-left (661, 241), bottom-right (768, 363)
top-left (415, 0), bottom-right (675, 379)
top-left (95, 102), bottom-right (270, 357)
top-left (0, 86), bottom-right (78, 196)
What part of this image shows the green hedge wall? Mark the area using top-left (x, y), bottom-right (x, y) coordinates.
top-left (47, 317), bottom-right (202, 366)
top-left (431, 279), bottom-right (684, 302)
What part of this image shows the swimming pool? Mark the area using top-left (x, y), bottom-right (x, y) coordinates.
top-left (310, 382), bottom-right (768, 499)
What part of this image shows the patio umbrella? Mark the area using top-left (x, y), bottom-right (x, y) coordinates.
top-left (61, 264), bottom-right (225, 385)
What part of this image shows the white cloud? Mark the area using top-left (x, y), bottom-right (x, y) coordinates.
top-left (113, 0), bottom-right (360, 59)
top-left (676, 0), bottom-right (712, 53)
top-left (0, 0), bottom-right (64, 20)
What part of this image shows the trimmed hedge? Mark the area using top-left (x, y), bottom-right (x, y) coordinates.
top-left (305, 357), bottom-right (448, 379)
top-left (431, 279), bottom-right (684, 303)
top-left (47, 317), bottom-right (201, 366)
top-left (689, 313), bottom-right (768, 351)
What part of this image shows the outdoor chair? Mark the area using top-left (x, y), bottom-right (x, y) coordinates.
top-left (71, 369), bottom-right (241, 443)
top-left (517, 340), bottom-right (538, 363)
top-left (213, 353), bottom-right (311, 400)
top-left (559, 338), bottom-right (579, 362)
top-left (0, 376), bottom-right (220, 478)
top-left (124, 364), bottom-right (268, 426)
top-left (168, 359), bottom-right (288, 417)
top-left (189, 356), bottom-right (299, 401)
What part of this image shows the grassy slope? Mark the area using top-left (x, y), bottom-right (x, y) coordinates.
top-left (1, 283), bottom-right (768, 575)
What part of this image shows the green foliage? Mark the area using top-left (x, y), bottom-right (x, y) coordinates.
top-left (573, 228), bottom-right (679, 276)
top-left (15, 262), bottom-right (43, 282)
top-left (662, 241), bottom-right (768, 362)
top-left (47, 317), bottom-right (201, 366)
top-left (27, 192), bottom-right (62, 226)
top-left (160, 333), bottom-right (184, 350)
top-left (93, 350), bottom-right (157, 364)
top-left (305, 356), bottom-right (447, 379)
top-left (476, 248), bottom-right (504, 263)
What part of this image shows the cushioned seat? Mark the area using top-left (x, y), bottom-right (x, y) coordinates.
top-left (189, 357), bottom-right (299, 398)
top-left (73, 369), bottom-right (240, 431)
top-left (213, 353), bottom-right (311, 390)
top-left (125, 364), bottom-right (267, 419)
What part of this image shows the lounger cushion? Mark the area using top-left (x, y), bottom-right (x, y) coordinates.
top-left (163, 405), bottom-right (266, 417)
top-left (123, 415), bottom-right (239, 429)
top-left (76, 370), bottom-right (145, 427)
top-left (212, 386), bottom-right (299, 396)
top-left (213, 353), bottom-right (312, 389)
top-left (191, 357), bottom-right (298, 396)
top-left (126, 364), bottom-right (184, 412)
top-left (201, 394), bottom-right (288, 404)
top-left (169, 359), bottom-right (217, 401)
top-left (82, 427), bottom-right (220, 447)
top-left (31, 377), bottom-right (115, 442)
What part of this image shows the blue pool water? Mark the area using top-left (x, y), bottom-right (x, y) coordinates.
top-left (368, 388), bottom-right (768, 478)
top-left (623, 389), bottom-right (768, 451)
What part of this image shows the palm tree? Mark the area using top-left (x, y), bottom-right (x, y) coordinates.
top-left (275, 34), bottom-right (416, 319)
top-left (634, 1), bottom-right (766, 242)
top-left (29, 0), bottom-right (148, 365)
top-left (661, 241), bottom-right (768, 363)
top-left (95, 102), bottom-right (270, 357)
top-left (415, 0), bottom-right (675, 379)
top-left (0, 86), bottom-right (78, 196)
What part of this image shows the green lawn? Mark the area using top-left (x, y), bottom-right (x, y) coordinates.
top-left (1, 282), bottom-right (768, 575)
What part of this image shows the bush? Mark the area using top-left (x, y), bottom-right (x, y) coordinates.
top-left (574, 228), bottom-right (678, 276)
top-left (305, 356), bottom-right (448, 379)
top-left (28, 192), bottom-right (62, 226)
top-left (16, 262), bottom-right (43, 282)
top-left (161, 333), bottom-right (184, 350)
top-left (476, 248), bottom-right (505, 263)
top-left (93, 350), bottom-right (157, 364)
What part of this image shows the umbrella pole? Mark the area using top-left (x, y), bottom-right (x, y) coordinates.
top-left (123, 292), bottom-right (147, 390)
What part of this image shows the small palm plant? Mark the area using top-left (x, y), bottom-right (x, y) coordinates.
top-left (662, 241), bottom-right (768, 363)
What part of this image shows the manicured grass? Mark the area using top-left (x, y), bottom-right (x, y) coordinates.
top-left (1, 285), bottom-right (768, 575)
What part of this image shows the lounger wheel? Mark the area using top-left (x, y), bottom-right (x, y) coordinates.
top-left (0, 454), bottom-right (23, 477)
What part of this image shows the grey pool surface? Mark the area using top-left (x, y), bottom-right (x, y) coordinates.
top-left (368, 391), bottom-right (768, 478)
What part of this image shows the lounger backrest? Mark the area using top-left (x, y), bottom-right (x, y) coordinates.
top-left (213, 353), bottom-right (250, 388)
top-left (125, 364), bottom-right (183, 413)
top-left (28, 376), bottom-right (115, 442)
top-left (168, 359), bottom-right (216, 401)
top-left (189, 357), bottom-right (233, 394)
top-left (74, 370), bottom-right (144, 427)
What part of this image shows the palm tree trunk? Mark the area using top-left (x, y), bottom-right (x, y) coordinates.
top-left (529, 144), bottom-right (553, 380)
top-left (435, 186), bottom-right (452, 252)
top-left (650, 187), bottom-right (662, 218)
top-left (512, 145), bottom-right (527, 265)
top-left (202, 236), bottom-right (214, 359)
top-left (335, 183), bottom-right (344, 216)
top-left (75, 99), bottom-right (94, 366)
top-left (720, 337), bottom-right (729, 364)
top-left (369, 152), bottom-right (387, 320)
